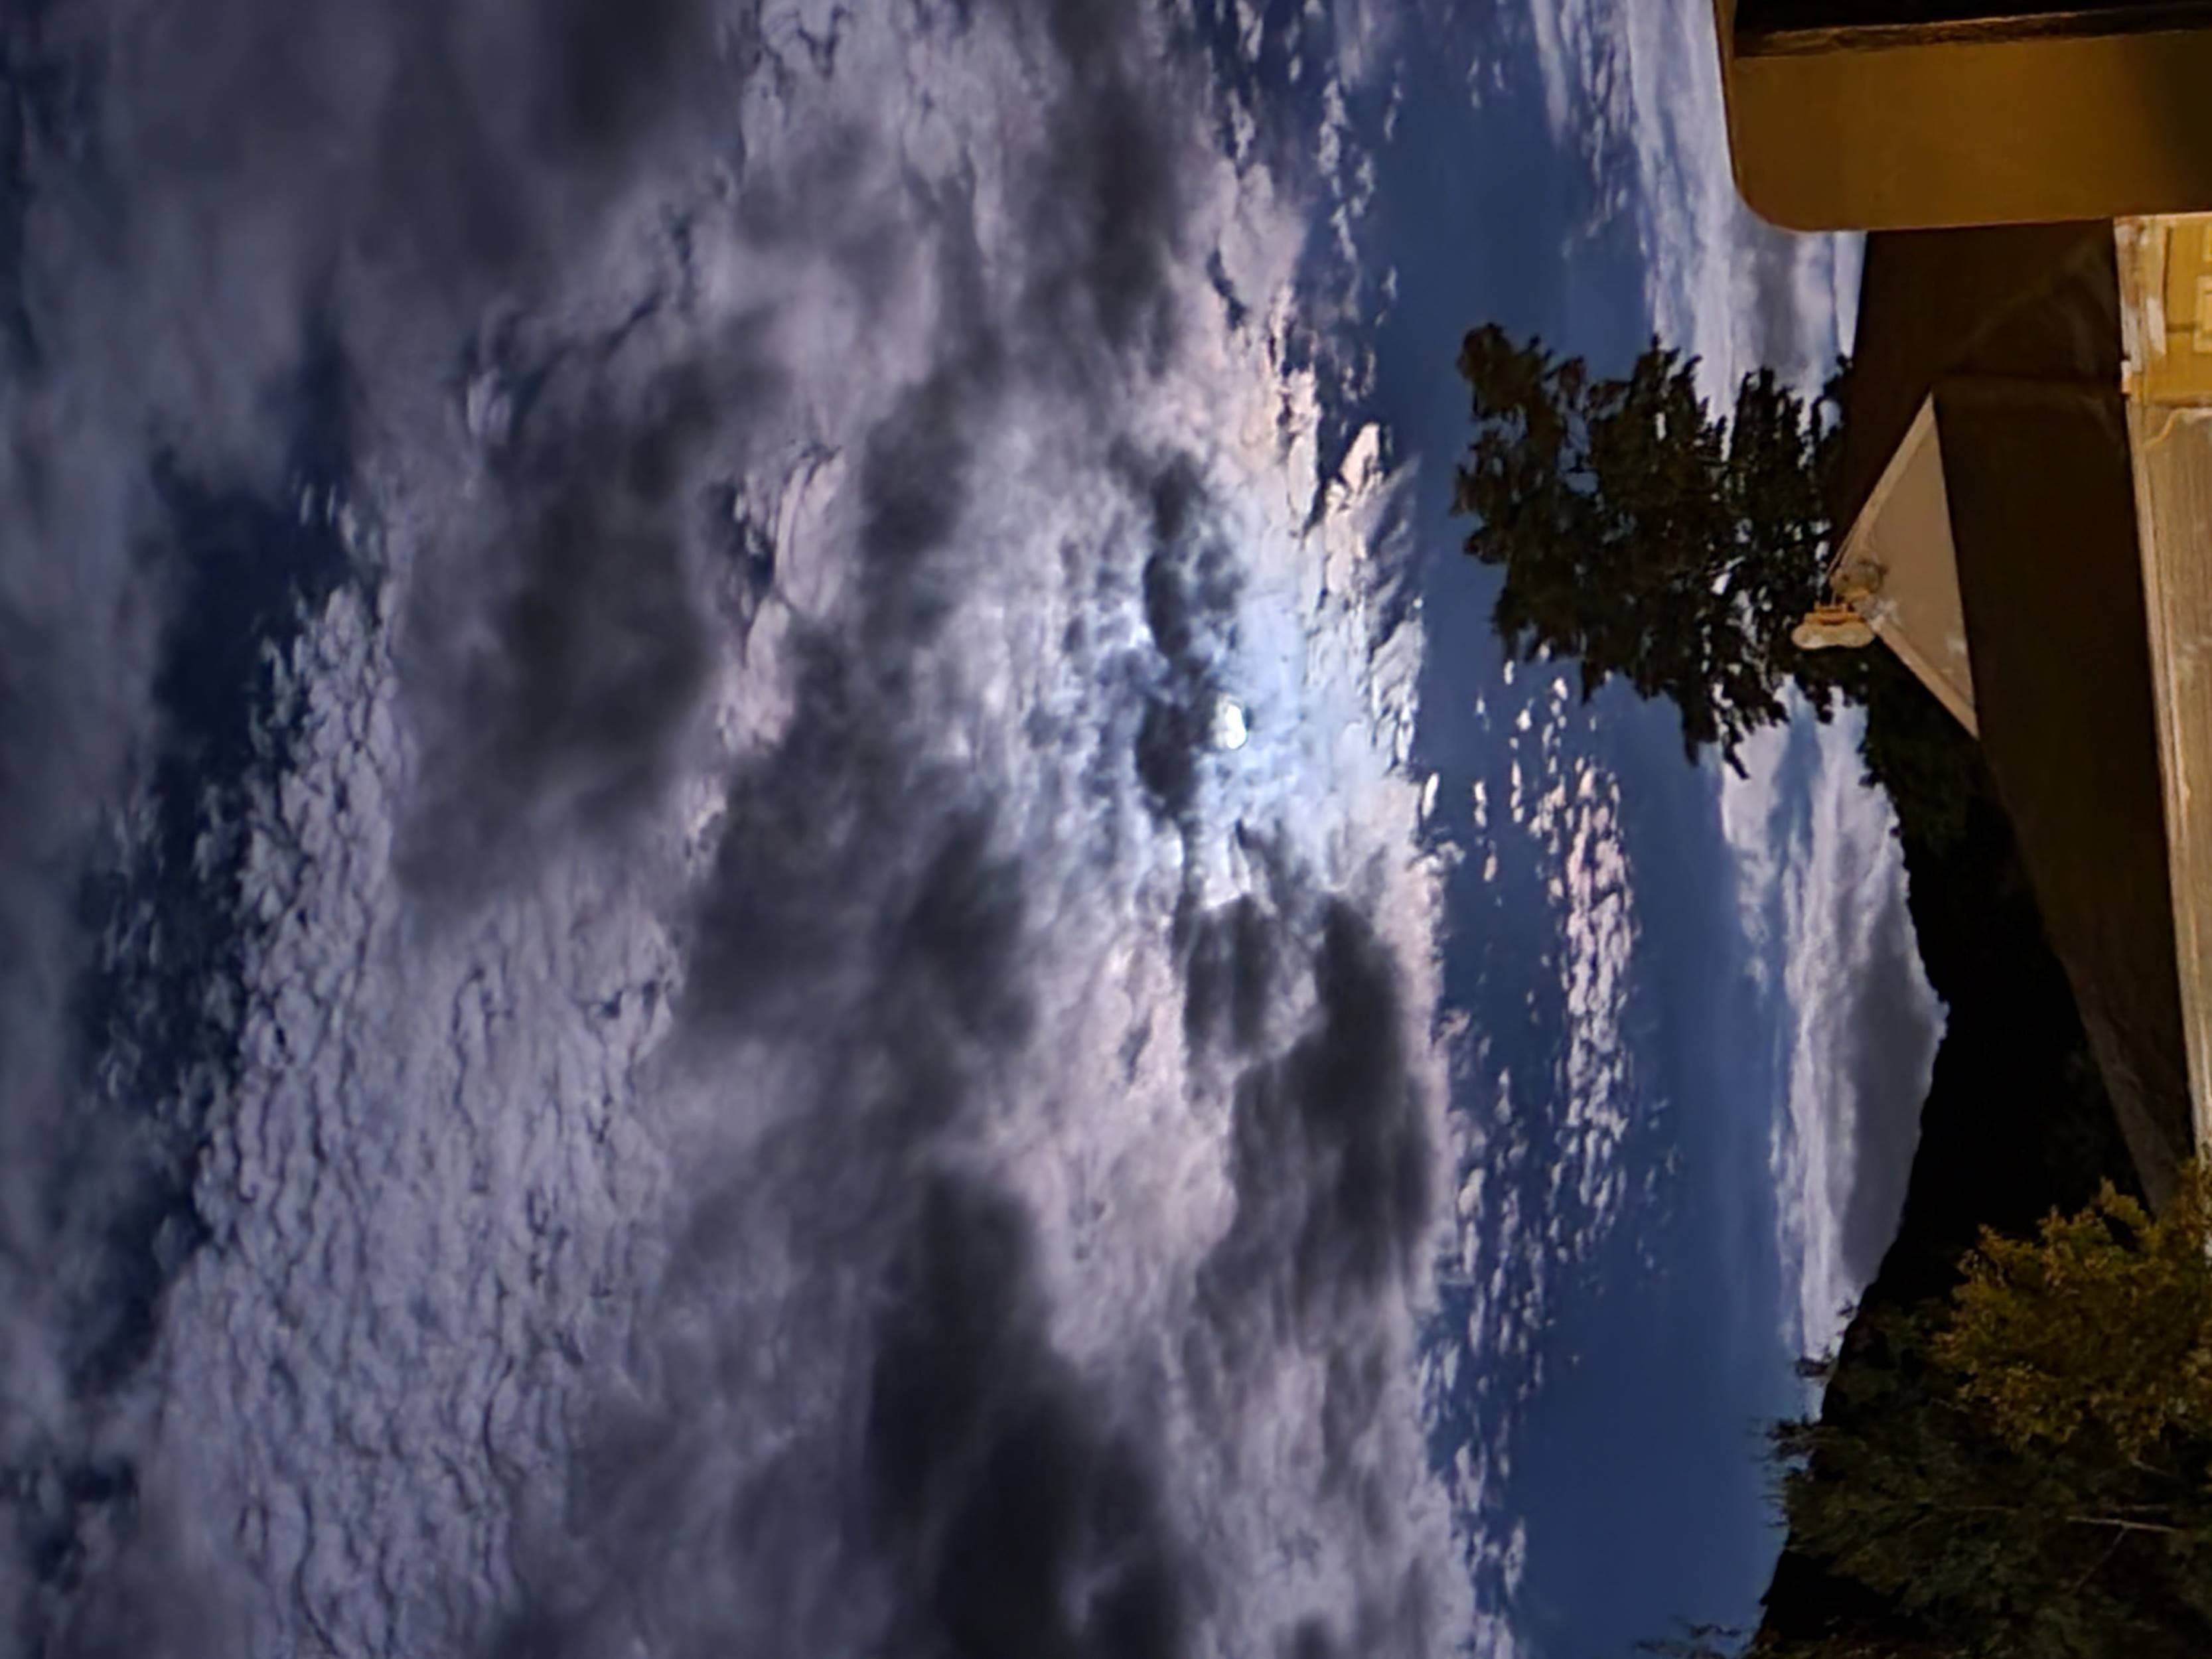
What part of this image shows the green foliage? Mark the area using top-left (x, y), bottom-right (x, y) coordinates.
top-left (1453, 326), bottom-right (1845, 774)
top-left (1751, 1165), bottom-right (2212, 1659)
top-left (1937, 1161), bottom-right (2212, 1461)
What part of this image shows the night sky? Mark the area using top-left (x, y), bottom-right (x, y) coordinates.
top-left (0, 4), bottom-right (1939, 1658)
top-left (1355, 7), bottom-right (1935, 1654)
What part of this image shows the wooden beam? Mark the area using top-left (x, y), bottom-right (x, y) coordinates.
top-left (1739, 3), bottom-right (2212, 58)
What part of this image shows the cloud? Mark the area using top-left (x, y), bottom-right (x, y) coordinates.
top-left (1520, 0), bottom-right (1933, 1367)
top-left (1197, 899), bottom-right (1435, 1346)
top-left (1182, 893), bottom-right (1278, 1055)
top-left (1722, 711), bottom-right (1945, 1362)
top-left (0, 3), bottom-right (1469, 1656)
top-left (1518, 0), bottom-right (1858, 392)
top-left (396, 336), bottom-right (782, 897)
top-left (1500, 681), bottom-right (1641, 1234)
top-left (1830, 878), bottom-right (1940, 1284)
top-left (862, 1175), bottom-right (1189, 1659)
top-left (1523, 0), bottom-right (1627, 166)
top-left (0, 11), bottom-right (762, 1612)
top-left (1426, 670), bottom-right (1642, 1652)
top-left (1632, 3), bottom-right (1863, 394)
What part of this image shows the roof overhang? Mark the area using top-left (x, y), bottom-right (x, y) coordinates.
top-left (1833, 396), bottom-right (1980, 735)
top-left (1714, 2), bottom-right (2212, 230)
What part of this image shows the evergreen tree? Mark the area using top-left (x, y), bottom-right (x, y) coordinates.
top-left (1453, 325), bottom-right (1850, 774)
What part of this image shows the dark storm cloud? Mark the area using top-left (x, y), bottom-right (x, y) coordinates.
top-left (394, 0), bottom-right (1206, 890)
top-left (853, 350), bottom-right (994, 666)
top-left (1012, 0), bottom-right (1193, 372)
top-left (361, 0), bottom-right (723, 301)
top-left (861, 370), bottom-right (978, 568)
top-left (877, 0), bottom-right (1193, 384)
top-left (0, 439), bottom-right (183, 1659)
top-left (1134, 696), bottom-right (1205, 822)
top-left (524, 0), bottom-right (721, 166)
top-left (1161, 895), bottom-right (1439, 1646)
top-left (402, 490), bottom-right (704, 883)
top-left (849, 169), bottom-right (999, 579)
top-left (57, 0), bottom-right (735, 405)
top-left (662, 0), bottom-right (1183, 1038)
top-left (866, 1175), bottom-right (1187, 1659)
top-left (375, 0), bottom-right (1230, 906)
top-left (895, 816), bottom-right (1037, 1052)
top-left (677, 675), bottom-right (1037, 1147)
top-left (1139, 513), bottom-right (1240, 672)
top-left (674, 469), bottom-right (1410, 1561)
top-left (477, 594), bottom-right (1168, 1656)
top-left (0, 602), bottom-right (139, 1646)
top-left (1118, 451), bottom-right (1243, 824)
top-left (1197, 899), bottom-right (1434, 1351)
top-left (1140, 469), bottom-right (1240, 668)
top-left (678, 637), bottom-right (879, 1030)
top-left (1181, 895), bottom-right (1278, 1054)
top-left (521, 0), bottom-right (1214, 921)
top-left (26, 1489), bottom-right (232, 1659)
top-left (396, 340), bottom-right (775, 897)
top-left (1029, 71), bottom-right (1185, 368)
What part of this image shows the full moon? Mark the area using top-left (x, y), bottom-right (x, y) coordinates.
top-left (1212, 693), bottom-right (1250, 751)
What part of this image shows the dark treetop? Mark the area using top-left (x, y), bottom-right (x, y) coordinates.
top-left (1453, 326), bottom-right (1854, 774)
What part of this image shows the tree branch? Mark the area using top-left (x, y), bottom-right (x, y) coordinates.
top-left (2066, 1515), bottom-right (2186, 1537)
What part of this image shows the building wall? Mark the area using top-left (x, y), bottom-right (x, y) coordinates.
top-left (1832, 226), bottom-right (2196, 1202)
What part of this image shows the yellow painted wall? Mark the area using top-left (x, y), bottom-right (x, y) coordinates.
top-left (2122, 216), bottom-right (2212, 403)
top-left (2153, 218), bottom-right (2212, 400)
top-left (1715, 4), bottom-right (2212, 232)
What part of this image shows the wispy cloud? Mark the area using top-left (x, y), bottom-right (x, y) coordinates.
top-left (1521, 0), bottom-right (1860, 390)
top-left (1427, 666), bottom-right (1645, 1659)
top-left (1722, 711), bottom-right (1944, 1365)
